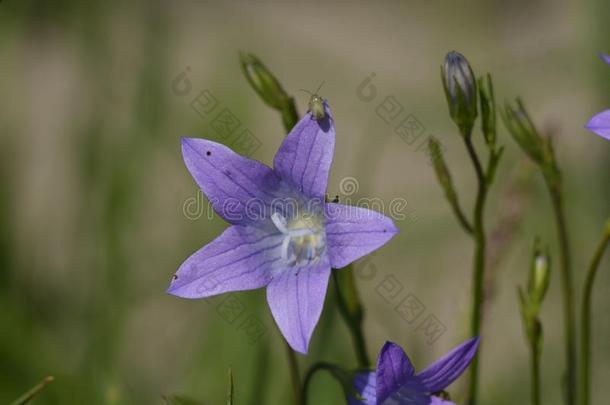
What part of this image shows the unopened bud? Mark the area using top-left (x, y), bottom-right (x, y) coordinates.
top-left (478, 74), bottom-right (496, 147)
top-left (239, 52), bottom-right (290, 110)
top-left (428, 138), bottom-right (458, 204)
top-left (442, 51), bottom-right (478, 135)
top-left (528, 240), bottom-right (551, 306)
top-left (533, 255), bottom-right (550, 299)
top-left (501, 99), bottom-right (545, 164)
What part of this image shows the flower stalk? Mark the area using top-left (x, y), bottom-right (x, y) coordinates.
top-left (333, 269), bottom-right (370, 368)
top-left (579, 219), bottom-right (610, 405)
top-left (435, 53), bottom-right (502, 405)
top-left (501, 99), bottom-right (577, 405)
top-left (284, 343), bottom-right (303, 405)
top-left (464, 131), bottom-right (488, 405)
top-left (301, 362), bottom-right (354, 405)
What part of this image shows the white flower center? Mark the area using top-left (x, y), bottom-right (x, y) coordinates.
top-left (271, 212), bottom-right (325, 265)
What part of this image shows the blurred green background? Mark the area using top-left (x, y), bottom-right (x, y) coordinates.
top-left (1, 0), bottom-right (609, 404)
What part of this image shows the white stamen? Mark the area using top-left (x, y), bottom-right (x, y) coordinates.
top-left (270, 211), bottom-right (324, 265)
top-left (271, 212), bottom-right (289, 234)
top-left (281, 235), bottom-right (291, 261)
top-left (288, 228), bottom-right (313, 237)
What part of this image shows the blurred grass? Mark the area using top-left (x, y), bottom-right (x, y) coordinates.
top-left (0, 0), bottom-right (609, 404)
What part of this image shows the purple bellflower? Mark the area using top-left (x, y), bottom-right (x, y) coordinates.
top-left (349, 338), bottom-right (479, 405)
top-left (168, 102), bottom-right (398, 354)
top-left (585, 53), bottom-right (610, 140)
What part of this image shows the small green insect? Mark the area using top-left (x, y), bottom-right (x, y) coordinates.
top-left (301, 81), bottom-right (326, 120)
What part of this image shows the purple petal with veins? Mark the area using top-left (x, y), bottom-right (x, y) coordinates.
top-left (585, 109), bottom-right (610, 141)
top-left (170, 102), bottom-right (398, 353)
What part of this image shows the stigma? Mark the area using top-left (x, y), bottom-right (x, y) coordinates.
top-left (271, 212), bottom-right (325, 265)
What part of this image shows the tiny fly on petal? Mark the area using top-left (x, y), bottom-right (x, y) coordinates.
top-left (301, 81), bottom-right (326, 120)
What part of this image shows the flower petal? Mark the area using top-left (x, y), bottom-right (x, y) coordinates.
top-left (416, 337), bottom-right (480, 393)
top-left (348, 372), bottom-right (376, 405)
top-left (182, 138), bottom-right (281, 225)
top-left (376, 341), bottom-right (416, 403)
top-left (388, 379), bottom-right (430, 405)
top-left (324, 203), bottom-right (399, 269)
top-left (167, 226), bottom-right (283, 298)
top-left (598, 52), bottom-right (610, 65)
top-left (273, 102), bottom-right (335, 199)
top-left (585, 110), bottom-right (610, 140)
top-left (430, 396), bottom-right (456, 405)
top-left (266, 258), bottom-right (331, 354)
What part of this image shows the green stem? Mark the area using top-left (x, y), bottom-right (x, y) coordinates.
top-left (301, 362), bottom-right (347, 405)
top-left (545, 180), bottom-right (576, 405)
top-left (285, 343), bottom-right (303, 405)
top-left (449, 197), bottom-right (474, 235)
top-left (578, 221), bottom-right (610, 405)
top-left (10, 376), bottom-right (54, 405)
top-left (531, 343), bottom-right (541, 405)
top-left (333, 270), bottom-right (370, 368)
top-left (464, 136), bottom-right (488, 405)
top-left (227, 368), bottom-right (234, 405)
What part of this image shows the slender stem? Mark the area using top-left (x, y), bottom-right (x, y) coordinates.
top-left (301, 362), bottom-right (351, 405)
top-left (10, 376), bottom-right (54, 405)
top-left (464, 136), bottom-right (488, 405)
top-left (227, 368), bottom-right (234, 405)
top-left (449, 198), bottom-right (474, 235)
top-left (545, 180), bottom-right (576, 405)
top-left (465, 137), bottom-right (486, 185)
top-left (531, 343), bottom-right (541, 405)
top-left (579, 221), bottom-right (610, 405)
top-left (333, 270), bottom-right (370, 368)
top-left (301, 362), bottom-right (335, 405)
top-left (350, 322), bottom-right (370, 368)
top-left (284, 343), bottom-right (303, 405)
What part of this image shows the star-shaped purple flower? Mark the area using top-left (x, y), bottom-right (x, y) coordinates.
top-left (349, 338), bottom-right (479, 405)
top-left (585, 53), bottom-right (610, 140)
top-left (168, 102), bottom-right (398, 353)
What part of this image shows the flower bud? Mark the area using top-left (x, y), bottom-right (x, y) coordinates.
top-left (239, 52), bottom-right (290, 110)
top-left (478, 74), bottom-right (496, 147)
top-left (528, 239), bottom-right (551, 307)
top-left (501, 99), bottom-right (545, 164)
top-left (442, 51), bottom-right (478, 135)
top-left (532, 254), bottom-right (550, 302)
top-left (428, 138), bottom-right (458, 205)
